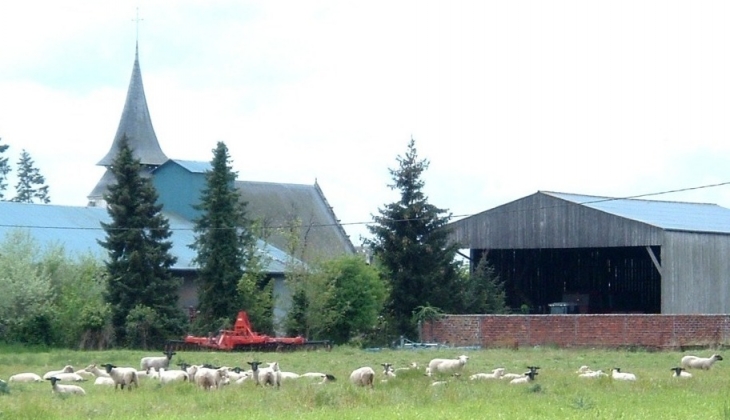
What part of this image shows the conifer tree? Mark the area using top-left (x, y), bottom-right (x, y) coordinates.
top-left (12, 149), bottom-right (50, 203)
top-left (366, 137), bottom-right (462, 338)
top-left (0, 138), bottom-right (10, 200)
top-left (98, 136), bottom-right (183, 347)
top-left (191, 141), bottom-right (258, 330)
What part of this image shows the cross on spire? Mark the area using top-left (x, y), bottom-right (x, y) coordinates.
top-left (132, 7), bottom-right (144, 43)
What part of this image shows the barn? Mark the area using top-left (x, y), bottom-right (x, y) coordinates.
top-left (448, 191), bottom-right (730, 315)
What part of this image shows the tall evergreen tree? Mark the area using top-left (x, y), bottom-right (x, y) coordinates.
top-left (0, 138), bottom-right (10, 200)
top-left (12, 149), bottom-right (50, 203)
top-left (191, 141), bottom-right (257, 330)
top-left (98, 136), bottom-right (183, 347)
top-left (366, 137), bottom-right (462, 338)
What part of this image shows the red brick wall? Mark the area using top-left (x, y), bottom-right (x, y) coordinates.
top-left (420, 314), bottom-right (730, 349)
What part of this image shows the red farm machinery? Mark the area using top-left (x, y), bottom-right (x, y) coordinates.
top-left (167, 311), bottom-right (330, 352)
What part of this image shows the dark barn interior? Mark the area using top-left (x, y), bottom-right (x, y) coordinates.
top-left (473, 246), bottom-right (662, 314)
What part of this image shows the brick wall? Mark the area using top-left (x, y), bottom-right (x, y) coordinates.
top-left (420, 314), bottom-right (730, 349)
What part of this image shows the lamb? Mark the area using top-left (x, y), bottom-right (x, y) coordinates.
top-left (194, 367), bottom-right (228, 390)
top-left (84, 364), bottom-right (111, 378)
top-left (94, 377), bottom-right (115, 386)
top-left (611, 367), bottom-right (636, 381)
top-left (258, 362), bottom-right (281, 388)
top-left (427, 355), bottom-right (469, 377)
top-left (509, 370), bottom-right (538, 384)
top-left (48, 372), bottom-right (86, 382)
top-left (350, 366), bottom-right (375, 388)
top-left (102, 363), bottom-right (139, 390)
top-left (394, 362), bottom-right (419, 374)
top-left (671, 367), bottom-right (692, 378)
top-left (470, 368), bottom-right (505, 380)
top-left (279, 371), bottom-right (300, 380)
top-left (47, 377), bottom-right (86, 395)
top-left (158, 368), bottom-right (189, 384)
top-left (140, 350), bottom-right (176, 374)
top-left (9, 373), bottom-right (42, 383)
top-left (578, 369), bottom-right (607, 378)
top-left (680, 354), bottom-right (723, 370)
top-left (381, 363), bottom-right (396, 379)
top-left (42, 365), bottom-right (75, 380)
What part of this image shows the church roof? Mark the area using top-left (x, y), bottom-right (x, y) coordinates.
top-left (97, 43), bottom-right (168, 167)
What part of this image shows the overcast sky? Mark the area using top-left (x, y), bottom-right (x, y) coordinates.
top-left (1, 1), bottom-right (729, 245)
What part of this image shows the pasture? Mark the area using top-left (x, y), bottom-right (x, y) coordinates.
top-left (0, 344), bottom-right (729, 419)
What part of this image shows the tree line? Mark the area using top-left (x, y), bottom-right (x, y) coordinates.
top-left (0, 136), bottom-right (506, 349)
top-left (0, 138), bottom-right (51, 203)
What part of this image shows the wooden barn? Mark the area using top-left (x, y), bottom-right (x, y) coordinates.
top-left (447, 191), bottom-right (730, 315)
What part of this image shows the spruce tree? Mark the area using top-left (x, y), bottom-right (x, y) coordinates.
top-left (0, 138), bottom-right (10, 200)
top-left (12, 149), bottom-right (50, 203)
top-left (366, 137), bottom-right (462, 338)
top-left (98, 136), bottom-right (183, 347)
top-left (191, 141), bottom-right (257, 330)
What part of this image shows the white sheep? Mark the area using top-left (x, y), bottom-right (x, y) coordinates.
top-left (470, 368), bottom-right (505, 380)
top-left (394, 362), bottom-right (419, 374)
top-left (680, 354), bottom-right (723, 370)
top-left (578, 370), bottom-right (607, 378)
top-left (194, 367), bottom-right (228, 390)
top-left (611, 368), bottom-right (636, 381)
top-left (509, 370), bottom-right (538, 384)
top-left (42, 365), bottom-right (75, 380)
top-left (671, 367), bottom-right (692, 378)
top-left (47, 377), bottom-right (86, 395)
top-left (48, 372), bottom-right (86, 382)
top-left (225, 367), bottom-right (250, 382)
top-left (427, 355), bottom-right (469, 377)
top-left (350, 366), bottom-right (375, 388)
top-left (9, 373), bottom-right (42, 383)
top-left (74, 368), bottom-right (95, 380)
top-left (258, 362), bottom-right (281, 388)
top-left (301, 372), bottom-right (328, 379)
top-left (140, 350), bottom-right (176, 374)
top-left (576, 365), bottom-right (592, 374)
top-left (94, 377), bottom-right (115, 386)
top-left (102, 363), bottom-right (139, 390)
top-left (280, 371), bottom-right (300, 380)
top-left (381, 363), bottom-right (396, 379)
top-left (84, 364), bottom-right (111, 378)
top-left (158, 368), bottom-right (189, 384)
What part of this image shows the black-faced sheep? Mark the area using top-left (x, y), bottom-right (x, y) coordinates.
top-left (681, 354), bottom-right (723, 370)
top-left (47, 377), bottom-right (86, 395)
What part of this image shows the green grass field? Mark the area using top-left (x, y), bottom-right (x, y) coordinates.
top-left (0, 344), bottom-right (728, 419)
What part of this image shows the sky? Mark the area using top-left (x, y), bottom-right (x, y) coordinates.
top-left (1, 1), bottom-right (730, 245)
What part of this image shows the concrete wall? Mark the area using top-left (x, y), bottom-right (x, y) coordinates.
top-left (421, 314), bottom-right (730, 349)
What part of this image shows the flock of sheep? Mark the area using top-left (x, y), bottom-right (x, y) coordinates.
top-left (2, 350), bottom-right (724, 396)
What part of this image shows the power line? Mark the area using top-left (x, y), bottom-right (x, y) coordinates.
top-left (0, 180), bottom-right (728, 232)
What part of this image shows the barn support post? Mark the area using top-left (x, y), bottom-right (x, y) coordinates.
top-left (645, 246), bottom-right (662, 277)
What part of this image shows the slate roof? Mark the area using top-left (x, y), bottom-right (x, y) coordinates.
top-left (0, 201), bottom-right (294, 273)
top-left (97, 44), bottom-right (168, 167)
top-left (545, 191), bottom-right (730, 234)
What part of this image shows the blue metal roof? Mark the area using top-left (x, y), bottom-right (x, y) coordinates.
top-left (544, 191), bottom-right (730, 234)
top-left (169, 160), bottom-right (211, 173)
top-left (0, 201), bottom-right (296, 272)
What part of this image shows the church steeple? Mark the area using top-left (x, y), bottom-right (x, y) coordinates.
top-left (88, 43), bottom-right (168, 206)
top-left (97, 42), bottom-right (168, 167)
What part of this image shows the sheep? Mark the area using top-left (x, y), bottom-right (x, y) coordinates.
top-left (680, 354), bottom-right (723, 370)
top-left (257, 362), bottom-right (281, 388)
top-left (394, 362), bottom-right (419, 374)
top-left (9, 373), bottom-right (42, 383)
top-left (47, 377), bottom-right (86, 395)
top-left (225, 367), bottom-right (250, 382)
top-left (470, 368), bottom-right (505, 380)
top-left (350, 366), bottom-right (375, 388)
top-left (102, 363), bottom-right (139, 390)
top-left (140, 350), bottom-right (176, 374)
top-left (74, 368), bottom-right (96, 380)
top-left (611, 367), bottom-right (636, 381)
top-left (432, 372), bottom-right (462, 386)
top-left (427, 355), bottom-right (469, 377)
top-left (576, 365), bottom-right (592, 374)
top-left (48, 372), bottom-right (86, 382)
top-left (248, 361), bottom-right (282, 387)
top-left (316, 374), bottom-right (337, 385)
top-left (381, 363), bottom-right (396, 379)
top-left (84, 364), bottom-right (111, 378)
top-left (94, 377), bottom-right (115, 386)
top-left (501, 372), bottom-right (525, 380)
top-left (194, 367), bottom-right (228, 390)
top-left (671, 367), bottom-right (692, 378)
top-left (578, 369), bottom-right (607, 378)
top-left (158, 367), bottom-right (189, 384)
top-left (42, 365), bottom-right (75, 380)
top-left (509, 370), bottom-right (538, 384)
top-left (301, 372), bottom-right (329, 379)
top-left (279, 371), bottom-right (300, 380)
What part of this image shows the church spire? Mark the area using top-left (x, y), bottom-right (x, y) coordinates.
top-left (97, 44), bottom-right (168, 167)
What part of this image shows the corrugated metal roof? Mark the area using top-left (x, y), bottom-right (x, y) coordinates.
top-left (545, 191), bottom-right (730, 234)
top-left (0, 202), bottom-right (296, 272)
top-left (168, 160), bottom-right (211, 174)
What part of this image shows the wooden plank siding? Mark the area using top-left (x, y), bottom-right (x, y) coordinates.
top-left (447, 192), bottom-right (730, 315)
